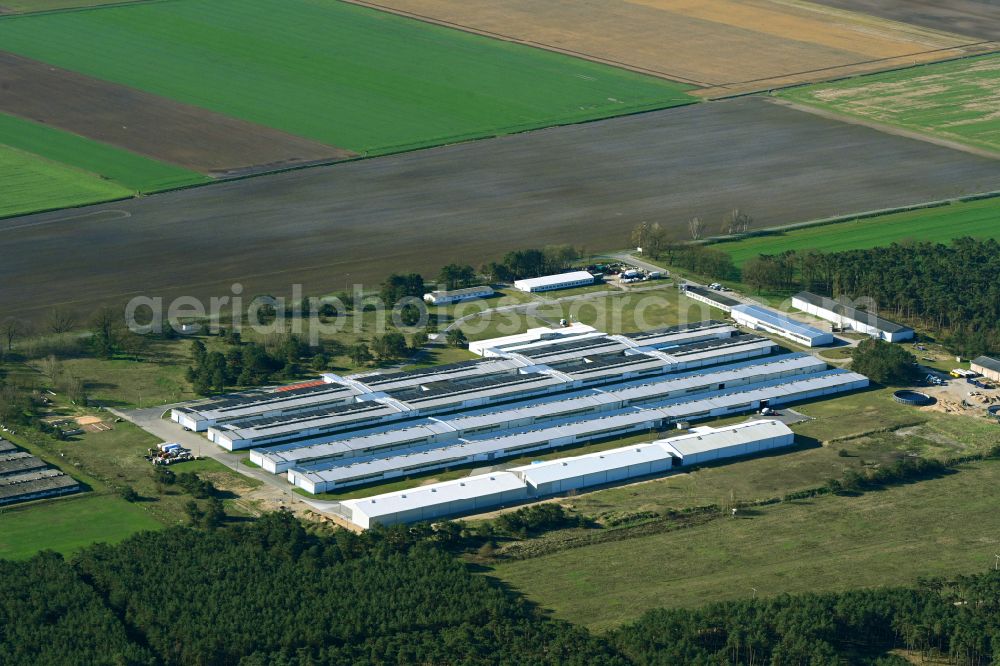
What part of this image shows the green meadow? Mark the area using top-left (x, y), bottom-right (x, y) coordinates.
top-left (0, 0), bottom-right (696, 156)
top-left (0, 144), bottom-right (132, 218)
top-left (715, 196), bottom-right (1000, 267)
top-left (781, 54), bottom-right (1000, 153)
top-left (0, 493), bottom-right (162, 560)
top-left (0, 113), bottom-right (208, 193)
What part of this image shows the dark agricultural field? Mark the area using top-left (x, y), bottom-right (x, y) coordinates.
top-left (3, 97), bottom-right (999, 320)
top-left (812, 0), bottom-right (1000, 41)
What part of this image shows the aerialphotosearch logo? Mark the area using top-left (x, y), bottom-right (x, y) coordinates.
top-left (123, 281), bottom-right (778, 346)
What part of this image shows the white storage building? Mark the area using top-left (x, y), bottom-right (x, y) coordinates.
top-left (513, 445), bottom-right (677, 496)
top-left (514, 271), bottom-right (594, 293)
top-left (341, 473), bottom-right (529, 528)
top-left (423, 285), bottom-right (494, 305)
top-left (682, 285), bottom-right (742, 313)
top-left (339, 419), bottom-right (794, 528)
top-left (658, 419), bottom-right (794, 466)
top-left (730, 304), bottom-right (834, 347)
top-left (970, 356), bottom-right (1000, 383)
top-left (792, 292), bottom-right (913, 342)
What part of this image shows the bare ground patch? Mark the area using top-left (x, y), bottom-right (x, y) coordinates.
top-left (345, 0), bottom-right (993, 96)
top-left (0, 51), bottom-right (353, 176)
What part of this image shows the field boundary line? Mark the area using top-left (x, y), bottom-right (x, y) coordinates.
top-left (337, 0), bottom-right (711, 87)
top-left (706, 45), bottom-right (1000, 100)
top-left (0, 0), bottom-right (179, 20)
top-left (699, 189), bottom-right (1000, 248)
top-left (765, 96), bottom-right (1000, 160)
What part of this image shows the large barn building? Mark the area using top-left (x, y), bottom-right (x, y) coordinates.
top-left (730, 304), bottom-right (834, 347)
top-left (792, 292), bottom-right (913, 342)
top-left (513, 270), bottom-right (595, 293)
top-left (970, 356), bottom-right (1000, 382)
top-left (423, 285), bottom-right (494, 305)
top-left (339, 419), bottom-right (794, 528)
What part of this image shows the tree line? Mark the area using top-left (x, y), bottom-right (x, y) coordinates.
top-left (3, 512), bottom-right (998, 665)
top-left (741, 238), bottom-right (1000, 355)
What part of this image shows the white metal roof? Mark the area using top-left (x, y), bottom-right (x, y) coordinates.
top-left (513, 444), bottom-right (675, 486)
top-left (514, 271), bottom-right (594, 290)
top-left (342, 472), bottom-right (526, 520)
top-left (468, 323), bottom-right (597, 355)
top-left (250, 353), bottom-right (826, 467)
top-left (661, 419), bottom-right (792, 456)
top-left (731, 304), bottom-right (830, 341)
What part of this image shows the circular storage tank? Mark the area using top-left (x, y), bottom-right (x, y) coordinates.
top-left (893, 390), bottom-right (934, 406)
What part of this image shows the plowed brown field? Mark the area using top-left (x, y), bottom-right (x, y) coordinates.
top-left (349, 0), bottom-right (995, 96)
top-left (0, 52), bottom-right (352, 176)
top-left (3, 97), bottom-right (999, 321)
top-left (812, 0), bottom-right (1000, 42)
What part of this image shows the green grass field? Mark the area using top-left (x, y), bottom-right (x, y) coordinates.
top-left (0, 143), bottom-right (132, 217)
top-left (0, 493), bottom-right (162, 560)
top-left (714, 196), bottom-right (1000, 267)
top-left (781, 54), bottom-right (1000, 153)
top-left (491, 459), bottom-right (1000, 631)
top-left (0, 113), bottom-right (208, 193)
top-left (0, 0), bottom-right (696, 156)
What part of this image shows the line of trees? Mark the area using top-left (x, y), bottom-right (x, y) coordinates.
top-left (741, 239), bottom-right (1000, 355)
top-left (3, 511), bottom-right (999, 665)
top-left (480, 245), bottom-right (581, 282)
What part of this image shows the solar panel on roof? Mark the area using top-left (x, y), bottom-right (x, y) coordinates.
top-left (359, 359), bottom-right (488, 384)
top-left (623, 320), bottom-right (727, 339)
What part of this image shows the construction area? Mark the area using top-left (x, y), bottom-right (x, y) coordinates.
top-left (170, 320), bottom-right (868, 527)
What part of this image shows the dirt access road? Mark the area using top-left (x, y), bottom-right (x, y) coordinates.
top-left (4, 97), bottom-right (1000, 322)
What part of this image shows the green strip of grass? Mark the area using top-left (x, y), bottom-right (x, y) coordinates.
top-left (0, 0), bottom-right (696, 155)
top-left (0, 144), bottom-right (132, 218)
top-left (716, 196), bottom-right (1000, 267)
top-left (780, 53), bottom-right (1000, 154)
top-left (0, 493), bottom-right (163, 560)
top-left (0, 112), bottom-right (209, 192)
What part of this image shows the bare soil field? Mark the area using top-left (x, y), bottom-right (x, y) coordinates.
top-left (2, 97), bottom-right (999, 320)
top-left (0, 52), bottom-right (351, 176)
top-left (813, 0), bottom-right (1000, 42)
top-left (349, 0), bottom-right (993, 96)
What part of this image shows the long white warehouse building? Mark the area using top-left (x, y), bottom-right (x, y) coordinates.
top-left (207, 331), bottom-right (775, 450)
top-left (251, 353), bottom-right (825, 474)
top-left (340, 419), bottom-right (794, 528)
top-left (791, 292), bottom-right (913, 343)
top-left (288, 369), bottom-right (865, 494)
top-left (513, 271), bottom-right (595, 293)
top-left (731, 304), bottom-right (834, 347)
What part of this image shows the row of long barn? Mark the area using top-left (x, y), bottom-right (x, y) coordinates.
top-left (172, 321), bottom-right (868, 526)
